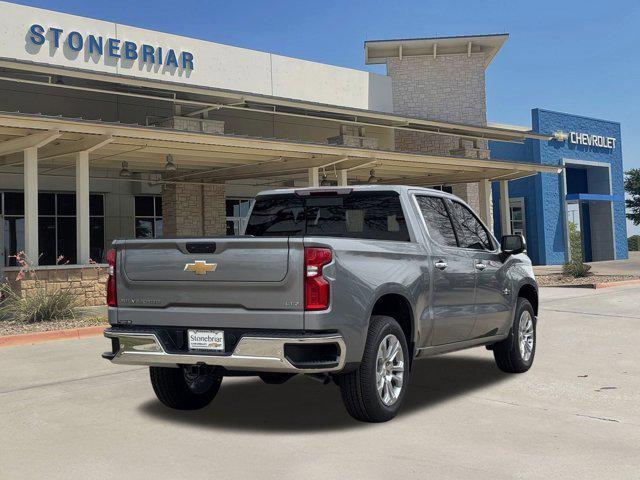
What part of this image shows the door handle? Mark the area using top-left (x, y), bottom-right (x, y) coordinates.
top-left (475, 262), bottom-right (486, 271)
top-left (434, 260), bottom-right (448, 270)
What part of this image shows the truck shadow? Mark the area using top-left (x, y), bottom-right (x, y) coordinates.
top-left (139, 354), bottom-right (510, 432)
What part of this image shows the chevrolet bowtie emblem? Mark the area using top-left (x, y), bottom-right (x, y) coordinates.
top-left (184, 260), bottom-right (217, 275)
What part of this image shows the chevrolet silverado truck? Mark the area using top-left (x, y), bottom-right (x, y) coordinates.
top-left (102, 185), bottom-right (538, 422)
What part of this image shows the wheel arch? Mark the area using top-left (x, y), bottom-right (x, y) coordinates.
top-left (517, 282), bottom-right (538, 316)
top-left (368, 289), bottom-right (415, 356)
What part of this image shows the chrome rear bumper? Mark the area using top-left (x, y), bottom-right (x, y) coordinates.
top-left (103, 329), bottom-right (346, 373)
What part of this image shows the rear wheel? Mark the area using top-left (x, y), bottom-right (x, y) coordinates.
top-left (338, 315), bottom-right (409, 423)
top-left (493, 298), bottom-right (536, 373)
top-left (149, 366), bottom-right (222, 410)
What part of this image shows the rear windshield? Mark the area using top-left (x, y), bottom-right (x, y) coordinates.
top-left (245, 191), bottom-right (410, 241)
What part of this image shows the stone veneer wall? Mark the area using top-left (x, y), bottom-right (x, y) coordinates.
top-left (387, 53), bottom-right (489, 212)
top-left (5, 267), bottom-right (109, 307)
top-left (163, 182), bottom-right (226, 237)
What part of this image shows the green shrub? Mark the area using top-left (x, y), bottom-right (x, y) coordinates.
top-left (0, 284), bottom-right (79, 323)
top-left (562, 260), bottom-right (592, 278)
top-left (629, 235), bottom-right (640, 252)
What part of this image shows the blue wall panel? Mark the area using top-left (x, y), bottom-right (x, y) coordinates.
top-left (490, 108), bottom-right (628, 265)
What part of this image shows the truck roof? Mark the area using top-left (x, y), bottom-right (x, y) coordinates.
top-left (255, 184), bottom-right (457, 199)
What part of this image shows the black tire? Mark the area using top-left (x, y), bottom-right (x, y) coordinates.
top-left (149, 366), bottom-right (222, 410)
top-left (493, 298), bottom-right (536, 373)
top-left (259, 373), bottom-right (295, 384)
top-left (338, 315), bottom-right (410, 423)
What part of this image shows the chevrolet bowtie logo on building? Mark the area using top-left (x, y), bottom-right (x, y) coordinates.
top-left (184, 260), bottom-right (217, 275)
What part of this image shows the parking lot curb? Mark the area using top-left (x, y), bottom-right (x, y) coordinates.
top-left (592, 279), bottom-right (640, 289)
top-left (0, 325), bottom-right (108, 348)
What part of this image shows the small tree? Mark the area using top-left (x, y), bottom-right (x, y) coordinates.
top-left (625, 169), bottom-right (640, 226)
top-left (568, 221), bottom-right (583, 261)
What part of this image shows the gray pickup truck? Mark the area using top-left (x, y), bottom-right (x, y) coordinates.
top-left (103, 185), bottom-right (538, 422)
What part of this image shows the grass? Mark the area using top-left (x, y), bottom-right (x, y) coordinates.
top-left (0, 284), bottom-right (79, 323)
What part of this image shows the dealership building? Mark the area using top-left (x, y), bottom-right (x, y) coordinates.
top-left (0, 1), bottom-right (628, 304)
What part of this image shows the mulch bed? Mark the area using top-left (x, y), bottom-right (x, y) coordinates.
top-left (0, 316), bottom-right (106, 336)
top-left (536, 274), bottom-right (640, 287)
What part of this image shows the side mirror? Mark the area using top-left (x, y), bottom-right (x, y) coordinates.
top-left (501, 234), bottom-right (526, 256)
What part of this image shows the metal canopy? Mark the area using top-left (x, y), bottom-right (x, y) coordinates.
top-left (0, 111), bottom-right (560, 186)
top-left (0, 60), bottom-right (550, 144)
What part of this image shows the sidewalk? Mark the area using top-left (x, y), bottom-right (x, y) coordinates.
top-left (534, 251), bottom-right (640, 276)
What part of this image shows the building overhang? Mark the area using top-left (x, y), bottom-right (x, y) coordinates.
top-left (0, 58), bottom-right (550, 144)
top-left (0, 111), bottom-right (561, 186)
top-left (566, 193), bottom-right (623, 202)
top-left (365, 34), bottom-right (509, 68)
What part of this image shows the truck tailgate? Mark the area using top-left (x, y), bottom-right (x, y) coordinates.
top-left (114, 237), bottom-right (304, 330)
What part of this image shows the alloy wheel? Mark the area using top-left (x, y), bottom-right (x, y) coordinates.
top-left (375, 334), bottom-right (405, 406)
top-left (518, 310), bottom-right (534, 362)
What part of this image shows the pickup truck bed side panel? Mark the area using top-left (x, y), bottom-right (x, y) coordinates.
top-left (303, 237), bottom-right (429, 364)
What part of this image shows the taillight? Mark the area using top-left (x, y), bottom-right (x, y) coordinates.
top-left (304, 247), bottom-right (332, 311)
top-left (106, 248), bottom-right (117, 307)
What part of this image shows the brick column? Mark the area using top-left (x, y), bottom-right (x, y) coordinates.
top-left (387, 53), bottom-right (490, 214)
top-left (163, 182), bottom-right (226, 237)
top-left (203, 183), bottom-right (226, 236)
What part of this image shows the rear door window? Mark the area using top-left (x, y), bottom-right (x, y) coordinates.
top-left (245, 191), bottom-right (410, 241)
top-left (447, 200), bottom-right (494, 250)
top-left (415, 195), bottom-right (458, 247)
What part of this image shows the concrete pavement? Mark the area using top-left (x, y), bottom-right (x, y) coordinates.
top-left (1, 286), bottom-right (639, 479)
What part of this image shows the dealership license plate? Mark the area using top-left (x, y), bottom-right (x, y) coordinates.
top-left (187, 329), bottom-right (225, 352)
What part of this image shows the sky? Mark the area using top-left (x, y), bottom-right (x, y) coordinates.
top-left (8, 0), bottom-right (640, 234)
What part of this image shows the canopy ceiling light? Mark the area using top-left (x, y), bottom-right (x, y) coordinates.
top-left (165, 154), bottom-right (177, 171)
top-left (320, 173), bottom-right (331, 186)
top-left (119, 161), bottom-right (132, 177)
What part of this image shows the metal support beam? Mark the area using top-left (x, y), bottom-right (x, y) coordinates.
top-left (24, 147), bottom-right (39, 265)
top-left (308, 167), bottom-right (319, 187)
top-left (500, 180), bottom-right (512, 236)
top-left (0, 130), bottom-right (61, 156)
top-left (76, 151), bottom-right (90, 264)
top-left (337, 170), bottom-right (348, 186)
top-left (39, 135), bottom-right (113, 160)
top-left (478, 179), bottom-right (493, 230)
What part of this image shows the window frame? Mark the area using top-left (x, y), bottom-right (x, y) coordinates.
top-left (225, 197), bottom-right (254, 236)
top-left (134, 195), bottom-right (163, 239)
top-left (1, 191), bottom-right (106, 266)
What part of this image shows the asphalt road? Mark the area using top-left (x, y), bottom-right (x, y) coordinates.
top-left (1, 285), bottom-right (639, 479)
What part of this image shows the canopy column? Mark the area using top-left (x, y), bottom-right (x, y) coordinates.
top-left (500, 180), bottom-right (512, 236)
top-left (308, 167), bottom-right (319, 187)
top-left (337, 170), bottom-right (348, 186)
top-left (23, 147), bottom-right (39, 264)
top-left (478, 179), bottom-right (493, 231)
top-left (75, 151), bottom-right (90, 264)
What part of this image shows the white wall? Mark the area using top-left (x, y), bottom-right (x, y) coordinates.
top-left (0, 1), bottom-right (393, 112)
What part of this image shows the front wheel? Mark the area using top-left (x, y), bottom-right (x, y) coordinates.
top-left (338, 315), bottom-right (410, 423)
top-left (149, 366), bottom-right (222, 410)
top-left (493, 298), bottom-right (536, 373)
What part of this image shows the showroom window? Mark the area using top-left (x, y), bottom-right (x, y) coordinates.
top-left (226, 198), bottom-right (253, 235)
top-left (2, 192), bottom-right (105, 266)
top-left (135, 196), bottom-right (163, 238)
